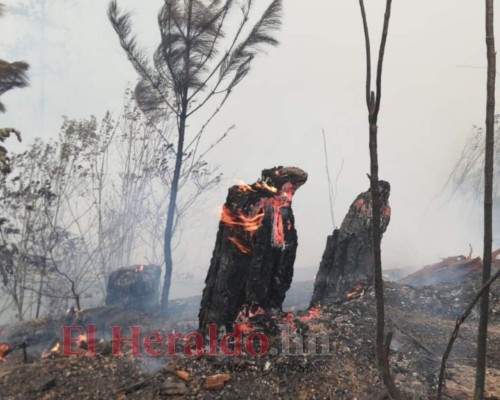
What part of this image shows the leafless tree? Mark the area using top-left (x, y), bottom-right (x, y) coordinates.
top-left (474, 0), bottom-right (496, 397)
top-left (0, 98), bottom-right (154, 319)
top-left (446, 120), bottom-right (499, 193)
top-left (0, 138), bottom-right (65, 320)
top-left (357, 1), bottom-right (400, 398)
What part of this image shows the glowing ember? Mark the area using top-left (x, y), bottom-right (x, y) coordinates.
top-left (78, 333), bottom-right (87, 346)
top-left (268, 182), bottom-right (297, 248)
top-left (235, 305), bottom-right (295, 333)
top-left (221, 205), bottom-right (264, 233)
top-left (254, 181), bottom-right (278, 194)
top-left (282, 312), bottom-right (297, 332)
top-left (221, 203), bottom-right (265, 254)
top-left (248, 306), bottom-right (265, 319)
top-left (237, 183), bottom-right (256, 193)
top-left (383, 206), bottom-right (391, 218)
top-left (135, 264), bottom-right (145, 273)
top-left (346, 284), bottom-right (365, 299)
top-left (41, 342), bottom-right (61, 359)
top-left (228, 237), bottom-right (251, 254)
top-left (0, 343), bottom-right (10, 361)
top-left (221, 179), bottom-right (300, 254)
top-left (236, 305), bottom-right (266, 322)
top-left (299, 307), bottom-right (321, 322)
top-left (238, 323), bottom-right (257, 334)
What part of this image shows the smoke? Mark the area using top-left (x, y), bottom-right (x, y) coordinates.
top-left (0, 0), bottom-right (495, 300)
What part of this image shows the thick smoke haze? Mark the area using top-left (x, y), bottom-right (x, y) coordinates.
top-left (0, 0), bottom-right (497, 288)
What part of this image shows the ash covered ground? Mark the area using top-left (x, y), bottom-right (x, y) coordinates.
top-left (1, 267), bottom-right (500, 400)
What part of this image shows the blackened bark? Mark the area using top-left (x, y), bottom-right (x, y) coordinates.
top-left (106, 265), bottom-right (161, 314)
top-left (310, 182), bottom-right (391, 306)
top-left (198, 167), bottom-right (307, 334)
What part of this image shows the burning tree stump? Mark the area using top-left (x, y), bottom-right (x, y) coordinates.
top-left (198, 166), bottom-right (308, 334)
top-left (310, 181), bottom-right (391, 306)
top-left (105, 265), bottom-right (161, 314)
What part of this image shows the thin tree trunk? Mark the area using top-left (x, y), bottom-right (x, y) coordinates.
top-left (161, 114), bottom-right (185, 319)
top-left (35, 273), bottom-right (44, 318)
top-left (474, 1), bottom-right (496, 398)
top-left (160, 0), bottom-right (193, 319)
top-left (359, 1), bottom-right (399, 398)
top-left (369, 116), bottom-right (400, 400)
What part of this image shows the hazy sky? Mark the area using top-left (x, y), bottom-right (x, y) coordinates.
top-left (0, 0), bottom-right (497, 277)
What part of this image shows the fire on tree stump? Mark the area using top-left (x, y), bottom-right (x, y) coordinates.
top-left (310, 181), bottom-right (391, 306)
top-left (198, 166), bottom-right (308, 334)
top-left (105, 264), bottom-right (161, 314)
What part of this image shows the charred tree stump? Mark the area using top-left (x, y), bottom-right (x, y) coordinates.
top-left (198, 167), bottom-right (308, 334)
top-left (105, 265), bottom-right (161, 314)
top-left (310, 181), bottom-right (391, 306)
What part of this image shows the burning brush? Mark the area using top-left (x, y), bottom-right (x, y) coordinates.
top-left (41, 342), bottom-right (61, 359)
top-left (135, 264), bottom-right (145, 273)
top-left (346, 283), bottom-right (367, 300)
top-left (0, 342), bottom-right (10, 361)
top-left (234, 303), bottom-right (322, 336)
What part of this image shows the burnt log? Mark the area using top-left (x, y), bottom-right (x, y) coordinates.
top-left (398, 249), bottom-right (500, 287)
top-left (310, 181), bottom-right (391, 306)
top-left (198, 166), bottom-right (307, 334)
top-left (399, 256), bottom-right (482, 287)
top-left (105, 264), bottom-right (161, 314)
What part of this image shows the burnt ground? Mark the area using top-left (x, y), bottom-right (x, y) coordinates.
top-left (0, 272), bottom-right (500, 400)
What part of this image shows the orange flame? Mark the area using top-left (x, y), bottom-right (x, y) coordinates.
top-left (272, 200), bottom-right (284, 247)
top-left (223, 179), bottom-right (297, 254)
top-left (41, 342), bottom-right (61, 359)
top-left (0, 343), bottom-right (10, 361)
top-left (221, 206), bottom-right (264, 233)
top-left (283, 312), bottom-right (297, 332)
top-left (135, 264), bottom-right (145, 273)
top-left (299, 307), bottom-right (321, 322)
top-left (237, 183), bottom-right (256, 193)
top-left (228, 237), bottom-right (251, 254)
top-left (238, 324), bottom-right (257, 334)
top-left (346, 284), bottom-right (365, 299)
top-left (248, 306), bottom-right (265, 319)
top-left (237, 179), bottom-right (278, 194)
top-left (78, 333), bottom-right (87, 346)
top-left (236, 305), bottom-right (266, 323)
top-left (254, 181), bottom-right (278, 194)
